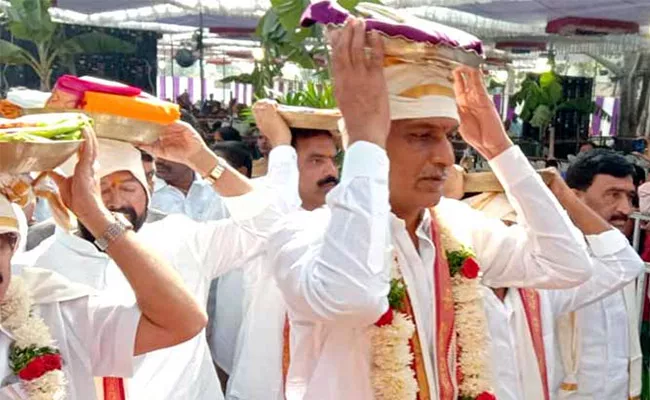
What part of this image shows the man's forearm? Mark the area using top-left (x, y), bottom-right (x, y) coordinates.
top-left (86, 215), bottom-right (207, 348)
top-left (190, 150), bottom-right (254, 197)
top-left (556, 190), bottom-right (611, 235)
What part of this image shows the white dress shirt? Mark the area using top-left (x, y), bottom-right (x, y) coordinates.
top-left (18, 146), bottom-right (299, 400)
top-left (271, 142), bottom-right (593, 400)
top-left (483, 229), bottom-right (643, 400)
top-left (151, 175), bottom-right (229, 221)
top-left (225, 207), bottom-right (308, 400)
top-left (0, 268), bottom-right (141, 400)
top-left (566, 291), bottom-right (636, 400)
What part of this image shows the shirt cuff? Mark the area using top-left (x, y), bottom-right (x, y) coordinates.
top-left (341, 141), bottom-right (389, 183)
top-left (585, 229), bottom-right (629, 257)
top-left (488, 146), bottom-right (536, 189)
top-left (267, 145), bottom-right (297, 171)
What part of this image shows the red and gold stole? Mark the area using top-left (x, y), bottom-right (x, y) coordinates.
top-left (281, 218), bottom-right (458, 400)
top-left (518, 289), bottom-right (551, 400)
top-left (430, 217), bottom-right (456, 400)
top-left (102, 377), bottom-right (126, 400)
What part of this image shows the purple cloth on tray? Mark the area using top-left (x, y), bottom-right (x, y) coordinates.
top-left (301, 1), bottom-right (483, 55)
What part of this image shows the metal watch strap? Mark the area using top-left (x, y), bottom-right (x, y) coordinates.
top-left (94, 214), bottom-right (132, 251)
top-left (205, 157), bottom-right (226, 185)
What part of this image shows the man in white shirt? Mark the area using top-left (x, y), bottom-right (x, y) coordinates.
top-left (271, 13), bottom-right (594, 400)
top-left (476, 167), bottom-right (643, 400)
top-left (226, 100), bottom-right (339, 400)
top-left (1, 127), bottom-right (207, 399)
top-left (19, 120), bottom-right (298, 400)
top-left (557, 149), bottom-right (643, 400)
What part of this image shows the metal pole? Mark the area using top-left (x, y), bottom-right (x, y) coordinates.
top-left (199, 7), bottom-right (205, 103)
top-left (631, 212), bottom-right (649, 333)
top-left (170, 36), bottom-right (175, 78)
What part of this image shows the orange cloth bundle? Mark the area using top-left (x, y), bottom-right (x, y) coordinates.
top-left (83, 92), bottom-right (180, 125)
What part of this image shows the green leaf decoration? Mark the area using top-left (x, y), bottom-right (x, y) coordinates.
top-left (388, 279), bottom-right (407, 311)
top-left (9, 345), bottom-right (59, 374)
top-left (446, 247), bottom-right (475, 277)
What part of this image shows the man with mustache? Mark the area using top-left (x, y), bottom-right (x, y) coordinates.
top-left (224, 100), bottom-right (339, 400)
top-left (269, 5), bottom-right (597, 399)
top-left (18, 119), bottom-right (298, 400)
top-left (2, 127), bottom-right (207, 399)
top-left (555, 149), bottom-right (643, 400)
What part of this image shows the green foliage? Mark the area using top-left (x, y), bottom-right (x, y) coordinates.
top-left (512, 72), bottom-right (604, 131)
top-left (232, 0), bottom-right (382, 98)
top-left (0, 0), bottom-right (135, 90)
top-left (277, 81), bottom-right (336, 108)
top-left (446, 247), bottom-right (475, 277)
top-left (4, 0), bottom-right (55, 43)
top-left (388, 279), bottom-right (407, 311)
top-left (9, 345), bottom-right (59, 373)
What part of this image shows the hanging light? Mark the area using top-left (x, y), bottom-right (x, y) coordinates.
top-left (252, 48), bottom-right (265, 61)
top-left (534, 57), bottom-right (552, 73)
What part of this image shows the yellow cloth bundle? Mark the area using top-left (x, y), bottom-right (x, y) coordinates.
top-left (83, 92), bottom-right (180, 125)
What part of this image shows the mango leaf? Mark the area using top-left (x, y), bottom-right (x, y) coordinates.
top-left (270, 0), bottom-right (311, 32)
top-left (539, 72), bottom-right (557, 89)
top-left (6, 0), bottom-right (56, 42)
top-left (58, 31), bottom-right (137, 55)
top-left (221, 73), bottom-right (254, 85)
top-left (0, 39), bottom-right (32, 65)
top-left (530, 105), bottom-right (553, 129)
top-left (546, 80), bottom-right (564, 106)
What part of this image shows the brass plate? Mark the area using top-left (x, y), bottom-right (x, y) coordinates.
top-left (277, 105), bottom-right (342, 132)
top-left (0, 140), bottom-right (82, 174)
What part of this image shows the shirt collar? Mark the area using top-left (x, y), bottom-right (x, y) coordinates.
top-left (153, 174), bottom-right (207, 194)
top-left (390, 208), bottom-right (432, 241)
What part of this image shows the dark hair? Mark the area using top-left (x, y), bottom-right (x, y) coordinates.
top-left (140, 150), bottom-right (154, 163)
top-left (290, 128), bottom-right (333, 148)
top-left (565, 149), bottom-right (635, 191)
top-left (217, 126), bottom-right (242, 142)
top-left (634, 165), bottom-right (646, 187)
top-left (0, 232), bottom-right (18, 250)
top-left (211, 141), bottom-right (253, 178)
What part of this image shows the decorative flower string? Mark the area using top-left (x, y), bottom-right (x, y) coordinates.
top-left (438, 218), bottom-right (494, 400)
top-left (369, 255), bottom-right (418, 400)
top-left (369, 214), bottom-right (495, 400)
top-left (1, 277), bottom-right (66, 399)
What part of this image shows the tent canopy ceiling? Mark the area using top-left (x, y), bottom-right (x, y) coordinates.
top-left (53, 0), bottom-right (650, 24)
top-left (451, 0), bottom-right (650, 25)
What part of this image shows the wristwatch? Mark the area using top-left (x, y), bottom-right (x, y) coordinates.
top-left (204, 157), bottom-right (226, 186)
top-left (94, 213), bottom-right (133, 251)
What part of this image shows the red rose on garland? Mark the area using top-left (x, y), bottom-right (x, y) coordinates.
top-left (461, 257), bottom-right (480, 279)
top-left (374, 308), bottom-right (394, 327)
top-left (42, 354), bottom-right (63, 371)
top-left (476, 392), bottom-right (496, 400)
top-left (18, 353), bottom-right (63, 381)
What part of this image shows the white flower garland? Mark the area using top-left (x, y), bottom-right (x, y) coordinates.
top-left (438, 219), bottom-right (494, 399)
top-left (1, 277), bottom-right (66, 399)
top-left (369, 216), bottom-right (494, 400)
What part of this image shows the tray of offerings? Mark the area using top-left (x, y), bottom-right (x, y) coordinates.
top-left (0, 113), bottom-right (88, 174)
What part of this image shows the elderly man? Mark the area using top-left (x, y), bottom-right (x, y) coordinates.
top-left (555, 149), bottom-right (644, 400)
top-left (2, 128), bottom-right (206, 399)
top-left (19, 119), bottom-right (297, 400)
top-left (271, 5), bottom-right (594, 399)
top-left (475, 167), bottom-right (643, 400)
